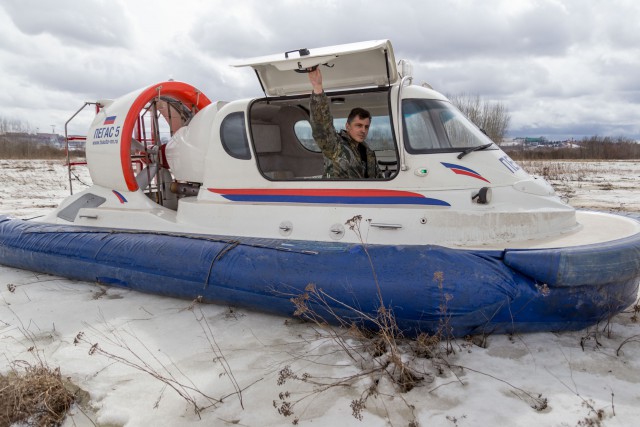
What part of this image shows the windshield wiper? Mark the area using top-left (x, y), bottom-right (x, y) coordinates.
top-left (457, 142), bottom-right (494, 160)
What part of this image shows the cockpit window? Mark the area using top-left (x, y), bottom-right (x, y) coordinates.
top-left (220, 112), bottom-right (251, 160)
top-left (402, 99), bottom-right (493, 153)
top-left (249, 90), bottom-right (398, 181)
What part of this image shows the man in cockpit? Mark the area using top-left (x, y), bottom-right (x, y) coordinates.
top-left (308, 68), bottom-right (381, 179)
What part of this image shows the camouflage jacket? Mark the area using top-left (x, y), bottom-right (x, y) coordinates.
top-left (310, 92), bottom-right (381, 179)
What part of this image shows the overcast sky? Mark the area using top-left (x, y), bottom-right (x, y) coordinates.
top-left (1, 0), bottom-right (639, 140)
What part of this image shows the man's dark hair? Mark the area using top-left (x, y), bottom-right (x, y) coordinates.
top-left (347, 107), bottom-right (371, 124)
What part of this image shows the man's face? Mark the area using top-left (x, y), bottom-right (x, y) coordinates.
top-left (345, 116), bottom-right (371, 143)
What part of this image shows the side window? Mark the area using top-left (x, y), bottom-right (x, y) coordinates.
top-left (220, 112), bottom-right (251, 160)
top-left (293, 121), bottom-right (320, 152)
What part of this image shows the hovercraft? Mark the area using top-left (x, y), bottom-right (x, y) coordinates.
top-left (1, 40), bottom-right (639, 336)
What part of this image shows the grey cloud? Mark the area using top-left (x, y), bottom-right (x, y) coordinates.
top-left (188, 3), bottom-right (352, 59)
top-left (591, 57), bottom-right (640, 93)
top-left (2, 0), bottom-right (640, 141)
top-left (415, 58), bottom-right (550, 101)
top-left (163, 49), bottom-right (262, 100)
top-left (1, 0), bottom-right (134, 48)
top-left (188, 0), bottom-right (584, 65)
top-left (8, 45), bottom-right (144, 99)
top-left (588, 2), bottom-right (640, 47)
top-left (355, 1), bottom-right (575, 61)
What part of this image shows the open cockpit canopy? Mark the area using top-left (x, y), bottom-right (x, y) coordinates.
top-left (233, 40), bottom-right (398, 97)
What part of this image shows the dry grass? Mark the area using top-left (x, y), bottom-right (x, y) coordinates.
top-left (521, 160), bottom-right (601, 181)
top-left (0, 361), bottom-right (75, 427)
top-left (274, 216), bottom-right (464, 425)
top-left (273, 215), bottom-right (557, 424)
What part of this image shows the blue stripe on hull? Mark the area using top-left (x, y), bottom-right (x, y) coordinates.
top-left (1, 215), bottom-right (638, 337)
top-left (222, 195), bottom-right (451, 206)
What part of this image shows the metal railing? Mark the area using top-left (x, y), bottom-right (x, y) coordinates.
top-left (64, 102), bottom-right (98, 195)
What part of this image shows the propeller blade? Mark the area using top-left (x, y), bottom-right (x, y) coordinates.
top-left (135, 162), bottom-right (160, 190)
top-left (130, 138), bottom-right (146, 153)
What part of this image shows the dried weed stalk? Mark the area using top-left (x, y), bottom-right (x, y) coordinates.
top-left (73, 307), bottom-right (229, 418)
top-left (616, 334), bottom-right (640, 356)
top-left (0, 360), bottom-right (75, 427)
top-left (275, 215), bottom-right (460, 424)
top-left (615, 299), bottom-right (640, 355)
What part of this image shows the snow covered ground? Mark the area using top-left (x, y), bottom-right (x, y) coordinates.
top-left (521, 160), bottom-right (640, 213)
top-left (1, 159), bottom-right (639, 427)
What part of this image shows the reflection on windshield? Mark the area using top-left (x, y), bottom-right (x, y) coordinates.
top-left (402, 99), bottom-right (493, 153)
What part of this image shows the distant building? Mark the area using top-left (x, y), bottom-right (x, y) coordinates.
top-left (505, 136), bottom-right (574, 150)
top-left (65, 135), bottom-right (86, 150)
top-left (35, 132), bottom-right (64, 147)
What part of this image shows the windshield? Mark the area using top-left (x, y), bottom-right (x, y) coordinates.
top-left (402, 99), bottom-right (494, 153)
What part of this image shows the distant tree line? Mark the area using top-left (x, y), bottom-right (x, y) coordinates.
top-left (0, 117), bottom-right (71, 159)
top-left (0, 134), bottom-right (68, 159)
top-left (504, 136), bottom-right (640, 160)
